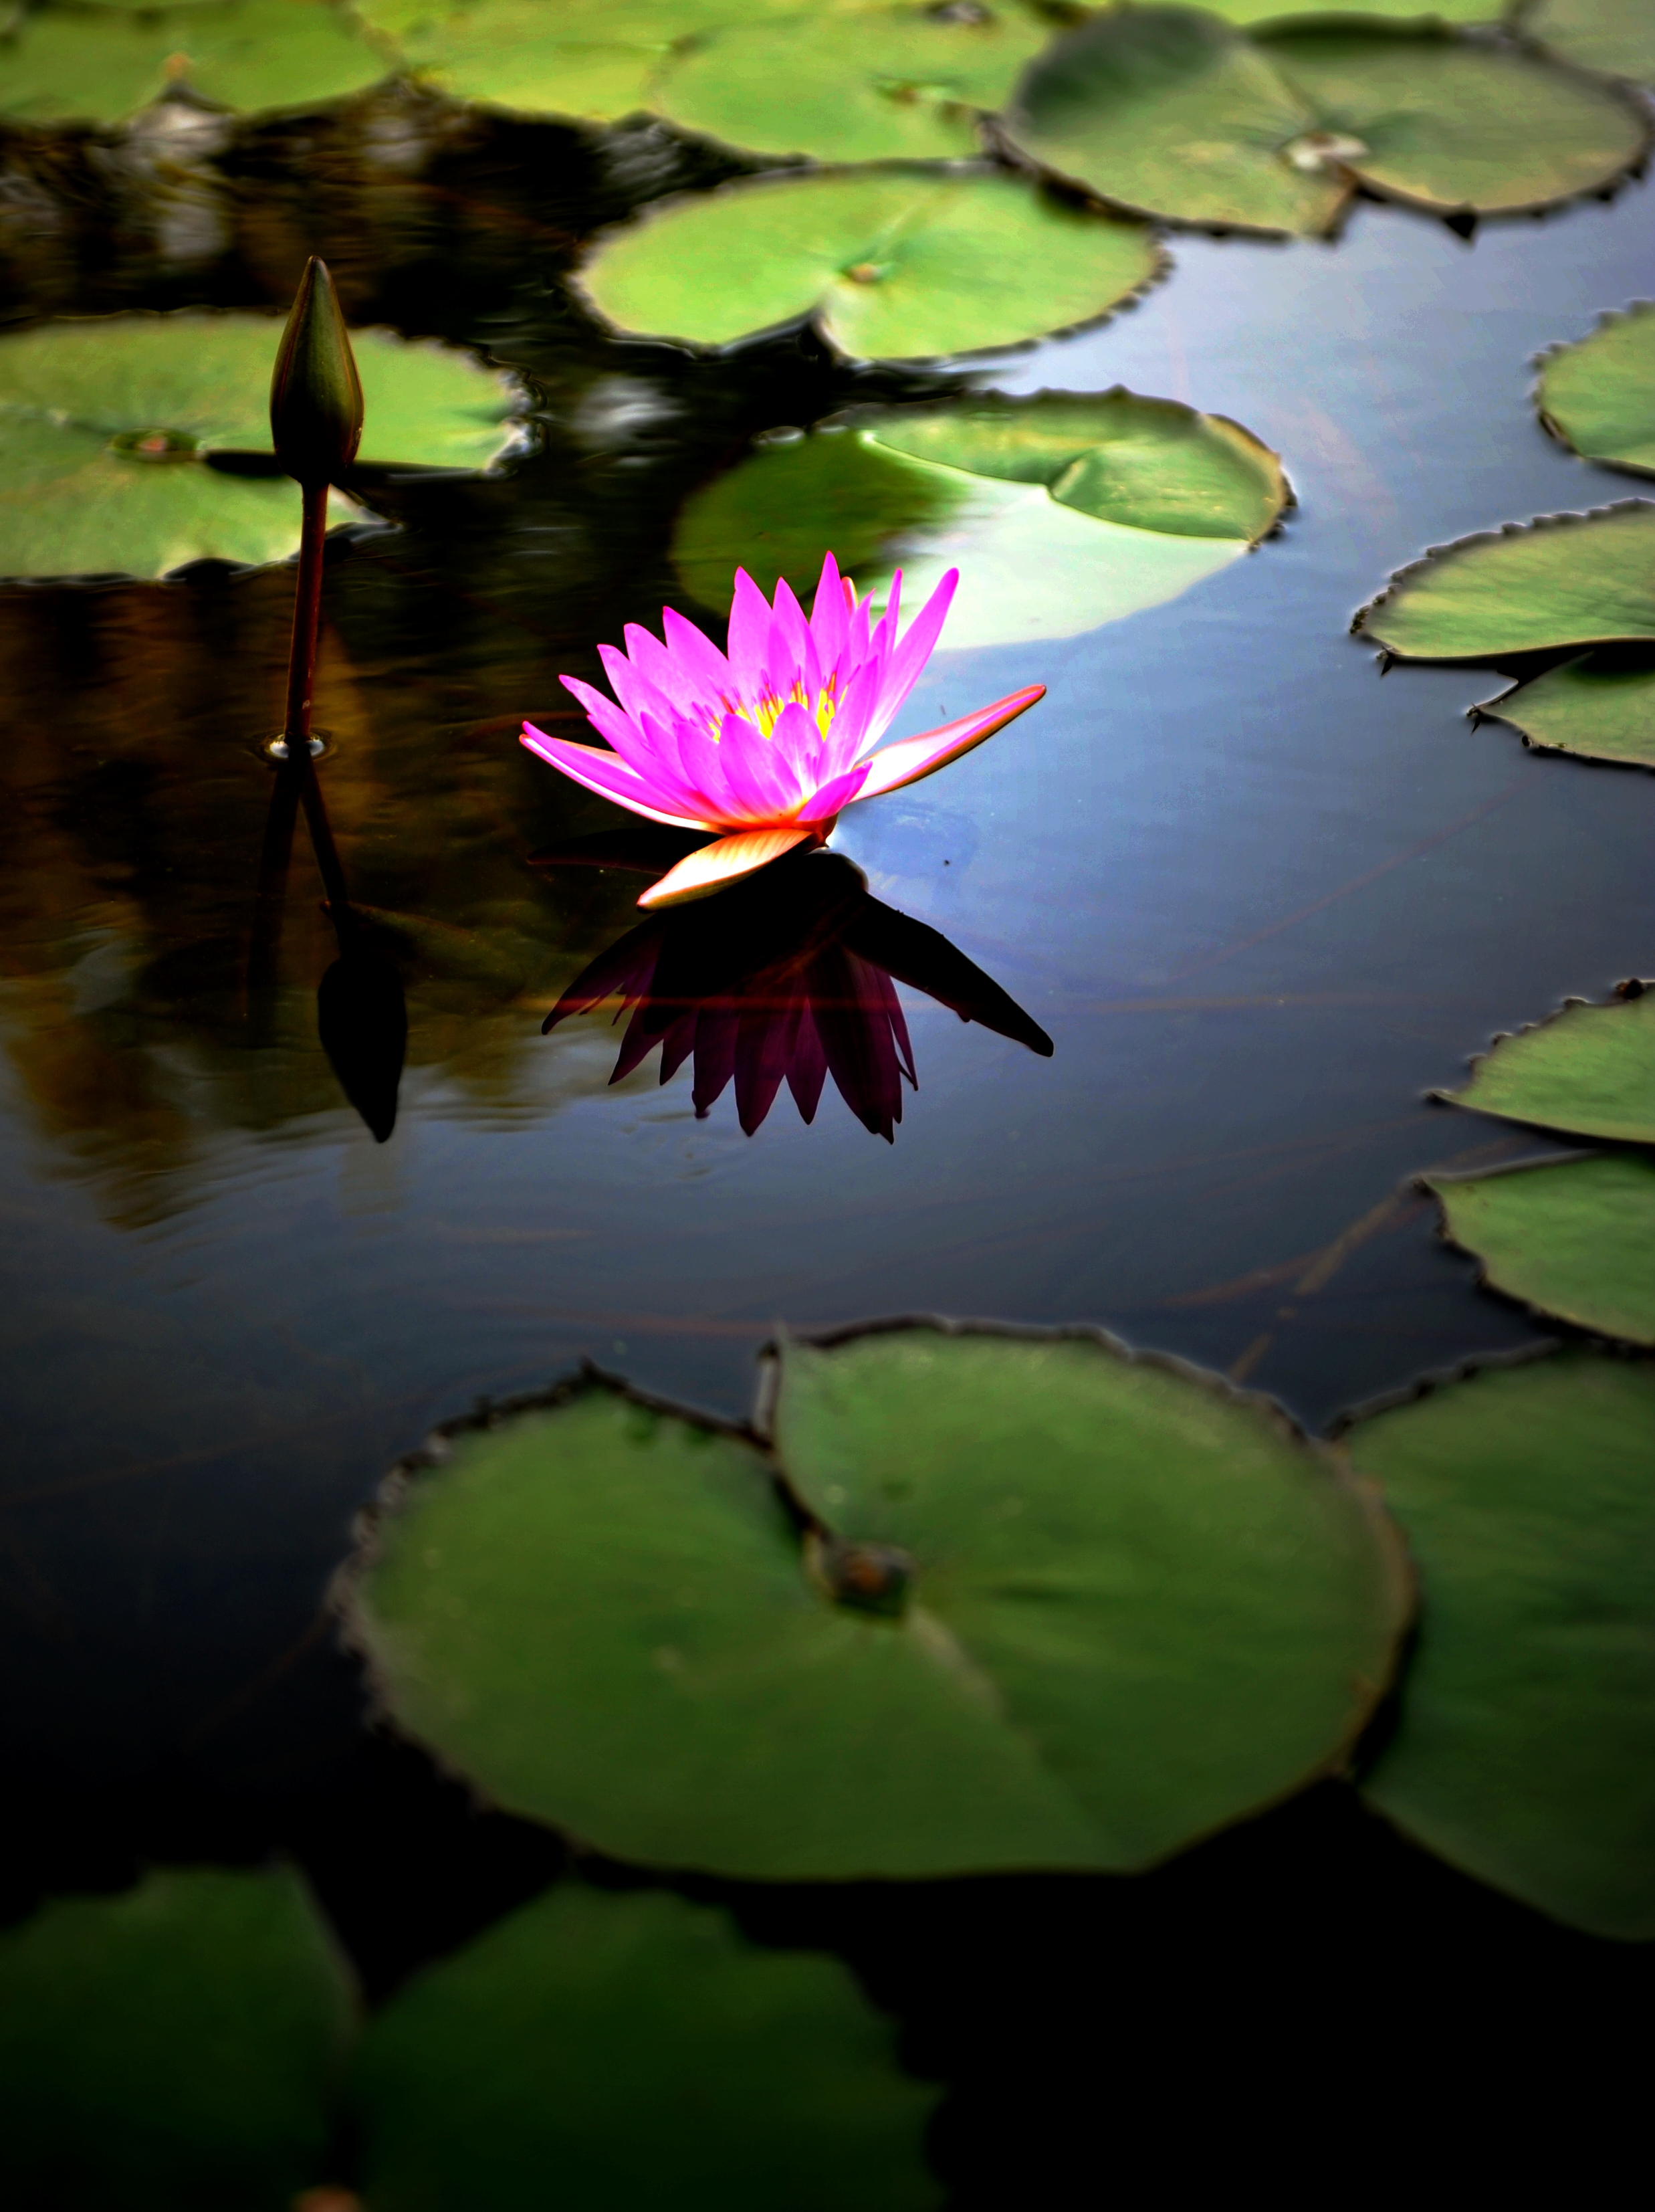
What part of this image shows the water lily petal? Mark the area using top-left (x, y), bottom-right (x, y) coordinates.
top-left (623, 621), bottom-right (724, 727)
top-left (637, 825), bottom-right (816, 909)
top-left (559, 674), bottom-right (649, 758)
top-left (715, 709), bottom-right (808, 821)
top-left (798, 757), bottom-right (873, 825)
top-left (808, 551), bottom-right (848, 668)
top-left (853, 682), bottom-right (1045, 801)
top-left (869, 568), bottom-right (959, 744)
top-left (726, 569), bottom-right (774, 697)
top-left (520, 727), bottom-right (716, 828)
top-left (661, 605), bottom-right (735, 699)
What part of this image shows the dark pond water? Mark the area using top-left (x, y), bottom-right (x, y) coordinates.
top-left (1, 101), bottom-right (1650, 2195)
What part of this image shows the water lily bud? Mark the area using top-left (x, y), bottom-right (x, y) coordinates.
top-left (269, 257), bottom-right (363, 487)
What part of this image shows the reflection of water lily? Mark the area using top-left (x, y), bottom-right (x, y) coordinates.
top-left (542, 848), bottom-right (1051, 1141)
top-left (523, 553), bottom-right (1043, 910)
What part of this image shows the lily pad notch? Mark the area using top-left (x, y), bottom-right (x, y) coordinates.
top-left (342, 1318), bottom-right (1413, 1884)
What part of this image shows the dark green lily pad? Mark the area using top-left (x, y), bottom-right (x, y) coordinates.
top-left (1538, 302), bottom-right (1655, 476)
top-left (653, 1), bottom-right (1051, 163)
top-left (0, 0), bottom-right (391, 126)
top-left (1348, 1350), bottom-right (1655, 1939)
top-left (0, 310), bottom-right (524, 580)
top-left (0, 1865), bottom-right (356, 2211)
top-left (1474, 653), bottom-right (1655, 766)
top-left (998, 7), bottom-right (1647, 236)
top-left (349, 1328), bottom-right (1410, 1881)
top-left (1428, 1153), bottom-right (1655, 1344)
top-left (1439, 987), bottom-right (1655, 1142)
top-left (673, 388), bottom-right (1289, 647)
top-left (576, 167), bottom-right (1162, 361)
top-left (1355, 504), bottom-right (1655, 659)
top-left (354, 1882), bottom-right (941, 2209)
top-left (1521, 0), bottom-right (1655, 82)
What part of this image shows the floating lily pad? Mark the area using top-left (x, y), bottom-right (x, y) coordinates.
top-left (576, 167), bottom-right (1161, 361)
top-left (1439, 987), bottom-right (1655, 1143)
top-left (1355, 504), bottom-right (1655, 658)
top-left (673, 388), bottom-right (1288, 648)
top-left (1348, 1350), bottom-right (1655, 1939)
top-left (1200, 0), bottom-right (1493, 15)
top-left (355, 1882), bottom-right (941, 2209)
top-left (0, 0), bottom-right (391, 126)
top-left (1429, 1153), bottom-right (1655, 1343)
top-left (0, 1865), bottom-right (356, 2211)
top-left (349, 1328), bottom-right (1410, 1881)
top-left (1521, 0), bottom-right (1655, 82)
top-left (1474, 653), bottom-right (1655, 766)
top-left (0, 310), bottom-right (524, 580)
top-left (998, 7), bottom-right (1647, 236)
top-left (653, 2), bottom-right (1052, 163)
top-left (1538, 302), bottom-right (1655, 476)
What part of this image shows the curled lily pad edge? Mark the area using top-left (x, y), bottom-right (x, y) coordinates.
top-left (568, 159), bottom-right (1172, 366)
top-left (1349, 496), bottom-right (1655, 660)
top-left (334, 1312), bottom-right (1416, 1863)
top-left (1428, 977), bottom-right (1655, 1128)
top-left (1532, 296), bottom-right (1655, 480)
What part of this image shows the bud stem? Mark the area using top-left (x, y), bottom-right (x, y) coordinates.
top-left (278, 479), bottom-right (355, 941)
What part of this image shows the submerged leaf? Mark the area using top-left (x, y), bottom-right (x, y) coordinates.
top-left (1428, 1152), bottom-right (1655, 1344)
top-left (349, 1329), bottom-right (1410, 1881)
top-left (1475, 653), bottom-right (1655, 766)
top-left (0, 0), bottom-right (391, 126)
top-left (0, 1866), bottom-right (356, 2211)
top-left (673, 388), bottom-right (1288, 649)
top-left (998, 6), bottom-right (1646, 235)
top-left (654, 1), bottom-right (1053, 163)
top-left (1439, 987), bottom-right (1655, 1143)
top-left (1537, 302), bottom-right (1655, 476)
top-left (0, 311), bottom-right (523, 580)
top-left (1349, 1350), bottom-right (1655, 1939)
top-left (354, 1883), bottom-right (941, 2209)
top-left (576, 167), bottom-right (1161, 361)
top-left (1355, 504), bottom-right (1655, 659)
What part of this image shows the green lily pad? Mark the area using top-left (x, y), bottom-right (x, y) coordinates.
top-left (575, 167), bottom-right (1161, 361)
top-left (353, 0), bottom-right (822, 120)
top-left (0, 0), bottom-right (391, 126)
top-left (1201, 0), bottom-right (1493, 15)
top-left (1520, 0), bottom-right (1655, 82)
top-left (354, 1882), bottom-right (941, 2209)
top-left (348, 1329), bottom-right (1410, 1881)
top-left (1474, 653), bottom-right (1655, 767)
top-left (998, 7), bottom-right (1646, 236)
top-left (1348, 1350), bottom-right (1655, 1939)
top-left (1429, 1153), bottom-right (1655, 1344)
top-left (1438, 987), bottom-right (1655, 1143)
top-left (653, 2), bottom-right (1052, 163)
top-left (1538, 302), bottom-right (1655, 476)
top-left (672, 388), bottom-right (1289, 648)
top-left (1355, 503), bottom-right (1655, 659)
top-left (0, 310), bottom-right (524, 580)
top-left (0, 1865), bottom-right (356, 2211)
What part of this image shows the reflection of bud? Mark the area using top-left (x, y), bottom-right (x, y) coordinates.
top-left (269, 257), bottom-right (363, 488)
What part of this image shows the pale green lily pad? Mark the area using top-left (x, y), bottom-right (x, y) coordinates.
top-left (1538, 302), bottom-right (1655, 476)
top-left (1349, 1350), bottom-right (1655, 1939)
top-left (999, 7), bottom-right (1646, 235)
top-left (0, 1866), bottom-right (356, 2211)
top-left (1520, 0), bottom-right (1655, 82)
top-left (1430, 1153), bottom-right (1655, 1344)
top-left (0, 0), bottom-right (392, 126)
top-left (1439, 987), bottom-right (1655, 1143)
top-left (576, 167), bottom-right (1161, 361)
top-left (349, 1330), bottom-right (1410, 1882)
top-left (1355, 504), bottom-right (1655, 659)
top-left (1202, 0), bottom-right (1493, 15)
top-left (0, 310), bottom-right (524, 580)
top-left (354, 0), bottom-right (824, 120)
top-left (355, 1883), bottom-right (941, 2210)
top-left (1475, 653), bottom-right (1655, 767)
top-left (653, 2), bottom-right (1052, 164)
top-left (672, 389), bottom-right (1288, 649)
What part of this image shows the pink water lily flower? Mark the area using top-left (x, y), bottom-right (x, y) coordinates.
top-left (522, 554), bottom-right (1044, 909)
